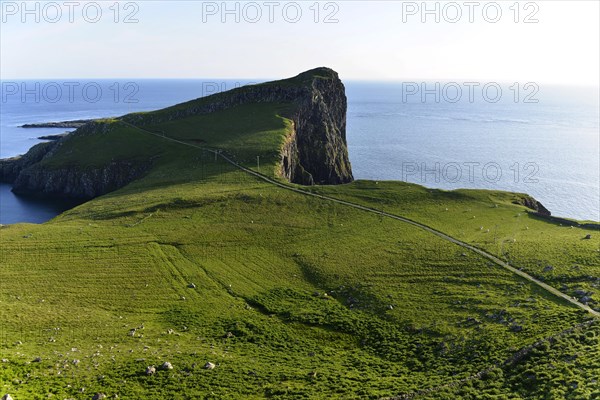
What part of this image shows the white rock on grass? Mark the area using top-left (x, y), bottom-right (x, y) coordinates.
top-left (204, 362), bottom-right (216, 370)
top-left (160, 361), bottom-right (173, 370)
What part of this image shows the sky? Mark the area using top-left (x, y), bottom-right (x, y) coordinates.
top-left (0, 0), bottom-right (599, 85)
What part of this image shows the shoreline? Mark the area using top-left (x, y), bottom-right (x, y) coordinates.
top-left (20, 119), bottom-right (95, 129)
top-left (3, 118), bottom-right (599, 224)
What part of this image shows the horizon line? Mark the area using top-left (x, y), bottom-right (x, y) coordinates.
top-left (1, 77), bottom-right (599, 88)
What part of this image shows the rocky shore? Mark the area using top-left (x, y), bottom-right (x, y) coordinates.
top-left (21, 119), bottom-right (95, 129)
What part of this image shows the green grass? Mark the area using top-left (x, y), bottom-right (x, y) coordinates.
top-left (311, 181), bottom-right (600, 312)
top-left (1, 83), bottom-right (598, 399)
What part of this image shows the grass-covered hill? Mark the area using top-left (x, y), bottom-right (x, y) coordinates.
top-left (0, 68), bottom-right (598, 399)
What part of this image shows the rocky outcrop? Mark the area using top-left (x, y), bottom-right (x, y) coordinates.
top-left (21, 119), bottom-right (93, 129)
top-left (282, 69), bottom-right (352, 185)
top-left (1, 122), bottom-right (153, 199)
top-left (122, 67), bottom-right (354, 185)
top-left (11, 160), bottom-right (151, 199)
top-left (0, 141), bottom-right (58, 183)
top-left (513, 195), bottom-right (551, 216)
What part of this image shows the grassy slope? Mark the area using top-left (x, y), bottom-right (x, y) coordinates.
top-left (311, 181), bottom-right (600, 311)
top-left (1, 79), bottom-right (599, 399)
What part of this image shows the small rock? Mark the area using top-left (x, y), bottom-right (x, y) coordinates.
top-left (73, 359), bottom-right (80, 366)
top-left (160, 361), bottom-right (173, 370)
top-left (204, 362), bottom-right (216, 370)
top-left (543, 265), bottom-right (554, 272)
top-left (387, 305), bottom-right (394, 310)
top-left (510, 324), bottom-right (523, 333)
top-left (145, 366), bottom-right (156, 376)
top-left (584, 234), bottom-right (592, 240)
top-left (128, 329), bottom-right (136, 337)
top-left (167, 329), bottom-right (174, 335)
top-left (188, 283), bottom-right (196, 289)
top-left (460, 253), bottom-right (467, 257)
top-left (92, 394), bottom-right (107, 400)
top-left (2, 395), bottom-right (14, 400)
top-left (1, 359), bottom-right (8, 363)
top-left (32, 357), bottom-right (42, 363)
top-left (224, 332), bottom-right (234, 338)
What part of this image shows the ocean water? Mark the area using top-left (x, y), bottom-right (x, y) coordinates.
top-left (0, 79), bottom-right (598, 224)
top-left (346, 82), bottom-right (600, 222)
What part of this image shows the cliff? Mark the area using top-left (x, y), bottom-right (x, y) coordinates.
top-left (122, 67), bottom-right (353, 185)
top-left (0, 67), bottom-right (353, 199)
top-left (10, 160), bottom-right (151, 199)
top-left (513, 195), bottom-right (551, 216)
top-left (0, 141), bottom-right (57, 183)
top-left (1, 122), bottom-right (154, 199)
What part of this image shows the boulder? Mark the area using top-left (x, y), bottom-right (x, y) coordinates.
top-left (160, 361), bottom-right (173, 370)
top-left (204, 362), bottom-right (216, 370)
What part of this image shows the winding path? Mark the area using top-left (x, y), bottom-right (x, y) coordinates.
top-left (120, 121), bottom-right (599, 318)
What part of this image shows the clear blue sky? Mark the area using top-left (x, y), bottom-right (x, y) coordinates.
top-left (1, 0), bottom-right (598, 84)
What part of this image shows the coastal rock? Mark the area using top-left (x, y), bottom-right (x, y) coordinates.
top-left (512, 195), bottom-right (551, 216)
top-left (21, 119), bottom-right (93, 129)
top-left (280, 68), bottom-right (353, 185)
top-left (5, 122), bottom-right (153, 199)
top-left (0, 141), bottom-right (58, 183)
top-left (12, 160), bottom-right (151, 199)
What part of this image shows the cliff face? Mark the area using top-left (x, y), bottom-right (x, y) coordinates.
top-left (1, 122), bottom-right (153, 199)
top-left (11, 161), bottom-right (151, 199)
top-left (513, 195), bottom-right (551, 216)
top-left (282, 69), bottom-right (352, 185)
top-left (0, 67), bottom-right (352, 200)
top-left (0, 141), bottom-right (57, 183)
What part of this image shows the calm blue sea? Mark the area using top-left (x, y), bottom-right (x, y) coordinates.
top-left (1, 79), bottom-right (598, 224)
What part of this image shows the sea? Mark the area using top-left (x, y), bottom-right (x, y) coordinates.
top-left (1, 79), bottom-right (598, 224)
